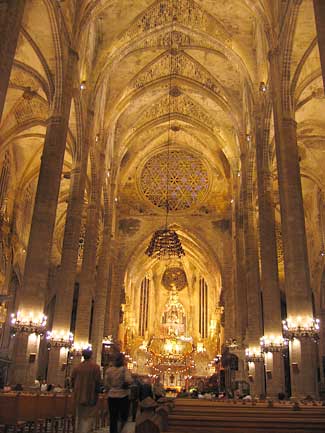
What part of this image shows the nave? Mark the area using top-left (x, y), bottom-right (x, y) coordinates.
top-left (1, 2), bottom-right (325, 432)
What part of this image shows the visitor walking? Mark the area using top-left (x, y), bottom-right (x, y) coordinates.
top-left (105, 352), bottom-right (132, 433)
top-left (71, 349), bottom-right (101, 433)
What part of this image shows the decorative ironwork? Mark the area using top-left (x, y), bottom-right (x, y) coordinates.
top-left (145, 229), bottom-right (185, 259)
top-left (282, 316), bottom-right (320, 340)
top-left (70, 342), bottom-right (92, 356)
top-left (140, 150), bottom-right (209, 212)
top-left (225, 338), bottom-right (239, 349)
top-left (46, 330), bottom-right (74, 349)
top-left (10, 311), bottom-right (47, 336)
top-left (149, 336), bottom-right (193, 360)
top-left (260, 335), bottom-right (288, 353)
top-left (245, 347), bottom-right (264, 363)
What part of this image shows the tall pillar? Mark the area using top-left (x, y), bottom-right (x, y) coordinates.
top-left (255, 114), bottom-right (285, 397)
top-left (10, 48), bottom-right (78, 385)
top-left (231, 182), bottom-right (248, 383)
top-left (91, 182), bottom-right (114, 364)
top-left (269, 48), bottom-right (317, 398)
top-left (0, 0), bottom-right (25, 124)
top-left (241, 151), bottom-right (265, 398)
top-left (47, 112), bottom-right (92, 385)
top-left (234, 183), bottom-right (248, 344)
top-left (313, 0), bottom-right (325, 91)
top-left (74, 148), bottom-right (106, 347)
top-left (107, 253), bottom-right (125, 341)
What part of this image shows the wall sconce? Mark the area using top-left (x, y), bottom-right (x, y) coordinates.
top-left (80, 81), bottom-right (87, 91)
top-left (291, 362), bottom-right (299, 373)
top-left (259, 82), bottom-right (268, 92)
top-left (29, 353), bottom-right (36, 363)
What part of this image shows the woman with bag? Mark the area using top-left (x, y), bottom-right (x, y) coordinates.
top-left (105, 352), bottom-right (132, 433)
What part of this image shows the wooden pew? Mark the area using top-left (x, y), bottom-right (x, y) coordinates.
top-left (0, 392), bottom-right (75, 433)
top-left (0, 393), bottom-right (27, 432)
top-left (166, 398), bottom-right (325, 433)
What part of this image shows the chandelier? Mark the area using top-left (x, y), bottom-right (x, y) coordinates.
top-left (145, 228), bottom-right (184, 259)
top-left (145, 3), bottom-right (185, 260)
top-left (10, 311), bottom-right (47, 336)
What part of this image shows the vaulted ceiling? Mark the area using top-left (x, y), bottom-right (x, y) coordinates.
top-left (1, 0), bottom-right (324, 285)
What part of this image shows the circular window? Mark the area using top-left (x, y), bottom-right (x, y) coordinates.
top-left (139, 150), bottom-right (209, 211)
top-left (162, 267), bottom-right (188, 291)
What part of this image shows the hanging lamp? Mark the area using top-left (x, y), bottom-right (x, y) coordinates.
top-left (145, 4), bottom-right (185, 260)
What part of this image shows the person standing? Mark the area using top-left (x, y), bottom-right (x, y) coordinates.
top-left (129, 374), bottom-right (141, 422)
top-left (153, 378), bottom-right (165, 401)
top-left (105, 352), bottom-right (132, 433)
top-left (139, 376), bottom-right (153, 402)
top-left (71, 348), bottom-right (101, 433)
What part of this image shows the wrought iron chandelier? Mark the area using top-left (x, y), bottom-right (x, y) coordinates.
top-left (145, 6), bottom-right (185, 260)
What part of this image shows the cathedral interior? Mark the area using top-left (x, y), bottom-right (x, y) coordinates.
top-left (1, 0), bottom-right (325, 402)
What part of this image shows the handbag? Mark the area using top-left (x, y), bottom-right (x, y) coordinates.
top-left (121, 367), bottom-right (129, 390)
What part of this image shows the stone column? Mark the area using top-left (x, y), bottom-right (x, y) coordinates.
top-left (234, 183), bottom-right (248, 344)
top-left (255, 114), bottom-right (285, 397)
top-left (0, 0), bottom-right (25, 123)
top-left (74, 148), bottom-right (106, 347)
top-left (269, 48), bottom-right (317, 398)
top-left (313, 0), bottom-right (325, 91)
top-left (107, 252), bottom-right (125, 341)
top-left (241, 151), bottom-right (265, 398)
top-left (10, 48), bottom-right (78, 385)
top-left (91, 182), bottom-right (114, 365)
top-left (231, 182), bottom-right (248, 383)
top-left (47, 110), bottom-right (93, 385)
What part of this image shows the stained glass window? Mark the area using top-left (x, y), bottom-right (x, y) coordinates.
top-left (140, 150), bottom-right (209, 211)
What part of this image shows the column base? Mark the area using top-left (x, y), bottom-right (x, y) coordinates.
top-left (47, 346), bottom-right (70, 386)
top-left (289, 338), bottom-right (318, 399)
top-left (248, 361), bottom-right (265, 398)
top-left (264, 351), bottom-right (285, 398)
top-left (10, 333), bottom-right (40, 386)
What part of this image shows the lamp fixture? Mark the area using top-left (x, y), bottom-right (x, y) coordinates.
top-left (46, 330), bottom-right (74, 349)
top-left (259, 82), bottom-right (268, 92)
top-left (282, 316), bottom-right (320, 340)
top-left (145, 3), bottom-right (184, 261)
top-left (145, 228), bottom-right (184, 259)
top-left (10, 311), bottom-right (47, 336)
top-left (245, 347), bottom-right (264, 363)
top-left (71, 342), bottom-right (92, 355)
top-left (260, 335), bottom-right (288, 353)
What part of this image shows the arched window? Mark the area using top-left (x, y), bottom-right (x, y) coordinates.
top-left (21, 182), bottom-right (35, 243)
top-left (0, 151), bottom-right (10, 220)
top-left (139, 277), bottom-right (150, 337)
top-left (199, 277), bottom-right (208, 338)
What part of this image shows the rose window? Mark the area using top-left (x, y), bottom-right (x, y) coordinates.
top-left (139, 150), bottom-right (209, 211)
